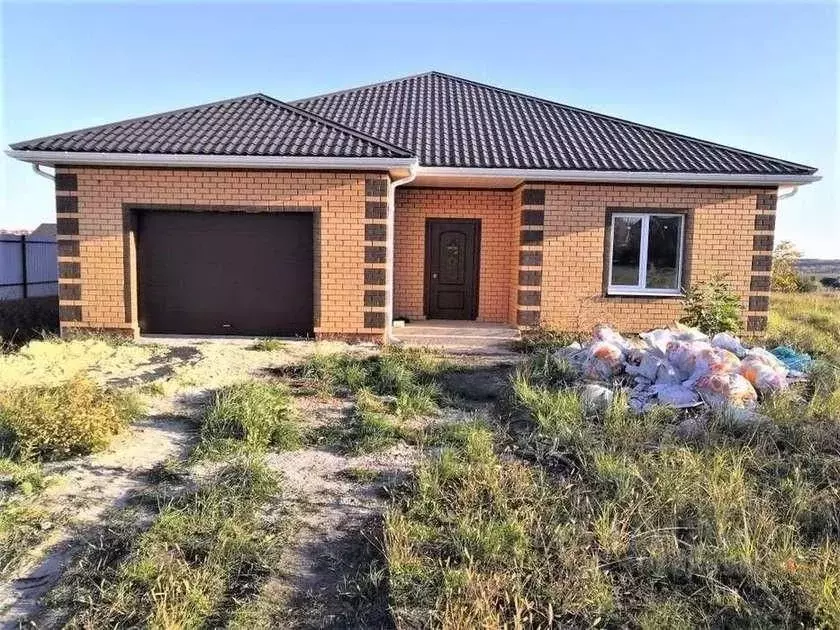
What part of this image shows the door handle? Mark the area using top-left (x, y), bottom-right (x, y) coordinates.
top-left (432, 272), bottom-right (439, 279)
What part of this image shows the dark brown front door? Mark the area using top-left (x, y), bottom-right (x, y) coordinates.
top-left (137, 210), bottom-right (314, 336)
top-left (424, 219), bottom-right (480, 320)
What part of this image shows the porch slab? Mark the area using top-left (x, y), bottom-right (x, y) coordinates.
top-left (392, 320), bottom-right (521, 356)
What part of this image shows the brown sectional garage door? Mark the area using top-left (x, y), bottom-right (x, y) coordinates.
top-left (137, 210), bottom-right (314, 336)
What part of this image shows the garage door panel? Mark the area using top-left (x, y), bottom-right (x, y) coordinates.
top-left (137, 210), bottom-right (314, 336)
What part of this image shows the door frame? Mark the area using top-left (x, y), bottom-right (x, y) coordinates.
top-left (423, 218), bottom-right (481, 320)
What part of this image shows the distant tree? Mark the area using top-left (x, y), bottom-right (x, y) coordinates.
top-left (771, 240), bottom-right (803, 293)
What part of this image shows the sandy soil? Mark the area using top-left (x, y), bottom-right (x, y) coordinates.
top-left (0, 338), bottom-right (363, 626)
top-left (0, 337), bottom-right (515, 628)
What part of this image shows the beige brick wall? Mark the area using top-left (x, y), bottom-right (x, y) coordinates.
top-left (55, 167), bottom-right (387, 340)
top-left (55, 169), bottom-right (776, 339)
top-left (393, 188), bottom-right (516, 323)
top-left (540, 184), bottom-right (776, 333)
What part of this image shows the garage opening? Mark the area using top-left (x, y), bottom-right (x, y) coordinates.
top-left (136, 210), bottom-right (314, 336)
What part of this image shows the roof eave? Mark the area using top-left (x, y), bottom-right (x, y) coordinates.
top-left (5, 150), bottom-right (418, 172)
top-left (416, 167), bottom-right (820, 187)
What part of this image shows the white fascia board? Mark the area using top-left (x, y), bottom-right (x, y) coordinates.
top-left (416, 167), bottom-right (821, 186)
top-left (4, 150), bottom-right (418, 170)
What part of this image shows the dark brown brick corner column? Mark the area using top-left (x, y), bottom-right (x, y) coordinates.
top-left (363, 177), bottom-right (389, 338)
top-left (516, 186), bottom-right (545, 327)
top-left (746, 191), bottom-right (776, 335)
top-left (55, 170), bottom-right (83, 333)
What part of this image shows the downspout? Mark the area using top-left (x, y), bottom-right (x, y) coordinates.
top-left (31, 163), bottom-right (55, 181)
top-left (777, 186), bottom-right (798, 201)
top-left (386, 164), bottom-right (418, 343)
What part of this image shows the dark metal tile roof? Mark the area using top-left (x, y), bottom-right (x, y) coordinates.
top-left (11, 72), bottom-right (815, 176)
top-left (294, 71), bottom-right (816, 175)
top-left (9, 94), bottom-right (413, 158)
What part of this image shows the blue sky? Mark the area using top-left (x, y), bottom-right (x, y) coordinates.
top-left (1, 2), bottom-right (836, 256)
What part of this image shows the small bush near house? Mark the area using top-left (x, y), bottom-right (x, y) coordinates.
top-left (201, 381), bottom-right (300, 454)
top-left (0, 296), bottom-right (59, 350)
top-left (0, 377), bottom-right (142, 461)
top-left (680, 275), bottom-right (742, 334)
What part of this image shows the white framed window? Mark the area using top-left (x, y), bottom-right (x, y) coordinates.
top-left (607, 212), bottom-right (684, 296)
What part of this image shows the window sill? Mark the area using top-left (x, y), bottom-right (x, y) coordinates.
top-left (606, 289), bottom-right (683, 298)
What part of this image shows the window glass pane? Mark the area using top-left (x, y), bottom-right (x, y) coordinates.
top-left (611, 216), bottom-right (642, 286)
top-left (646, 216), bottom-right (681, 289)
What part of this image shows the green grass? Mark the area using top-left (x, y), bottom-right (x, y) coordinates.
top-left (59, 456), bottom-right (289, 628)
top-left (303, 347), bottom-right (446, 454)
top-left (0, 377), bottom-right (143, 461)
top-left (0, 500), bottom-right (56, 581)
top-left (0, 456), bottom-right (47, 495)
top-left (767, 292), bottom-right (840, 362)
top-left (316, 387), bottom-right (418, 455)
top-left (385, 298), bottom-right (840, 627)
top-left (199, 380), bottom-right (301, 456)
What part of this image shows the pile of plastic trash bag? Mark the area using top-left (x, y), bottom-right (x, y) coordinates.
top-left (555, 324), bottom-right (811, 413)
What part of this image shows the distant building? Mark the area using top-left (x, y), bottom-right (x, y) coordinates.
top-left (796, 259), bottom-right (840, 285)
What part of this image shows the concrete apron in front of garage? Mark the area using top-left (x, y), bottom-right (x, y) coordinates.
top-left (392, 320), bottom-right (520, 357)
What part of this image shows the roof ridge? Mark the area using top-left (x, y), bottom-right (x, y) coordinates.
top-left (8, 93), bottom-right (268, 150)
top-left (427, 71), bottom-right (817, 174)
top-left (254, 93), bottom-right (414, 157)
top-left (289, 71), bottom-right (439, 105)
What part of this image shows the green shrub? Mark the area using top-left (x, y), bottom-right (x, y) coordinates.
top-left (0, 378), bottom-right (141, 460)
top-left (680, 275), bottom-right (742, 334)
top-left (202, 381), bottom-right (300, 452)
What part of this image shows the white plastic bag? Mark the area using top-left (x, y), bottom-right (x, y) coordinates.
top-left (711, 332), bottom-right (748, 358)
top-left (639, 328), bottom-right (674, 356)
top-left (652, 383), bottom-right (702, 408)
top-left (695, 373), bottom-right (758, 409)
top-left (739, 357), bottom-right (788, 393)
top-left (582, 341), bottom-right (625, 380)
top-left (666, 340), bottom-right (712, 379)
top-left (580, 383), bottom-right (614, 413)
top-left (682, 347), bottom-right (741, 388)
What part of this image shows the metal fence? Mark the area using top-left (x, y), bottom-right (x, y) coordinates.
top-left (0, 236), bottom-right (58, 300)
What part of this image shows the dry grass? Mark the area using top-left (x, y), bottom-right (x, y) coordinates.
top-left (0, 377), bottom-right (142, 461)
top-left (767, 292), bottom-right (840, 362)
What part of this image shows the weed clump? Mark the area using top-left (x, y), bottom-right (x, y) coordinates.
top-left (249, 338), bottom-right (287, 352)
top-left (201, 381), bottom-right (300, 453)
top-left (0, 377), bottom-right (141, 461)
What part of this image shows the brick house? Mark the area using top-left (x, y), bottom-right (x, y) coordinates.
top-left (6, 72), bottom-right (818, 341)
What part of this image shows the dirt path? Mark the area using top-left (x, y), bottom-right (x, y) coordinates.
top-left (250, 360), bottom-right (516, 628)
top-left (0, 404), bottom-right (197, 624)
top-left (0, 339), bottom-right (358, 627)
